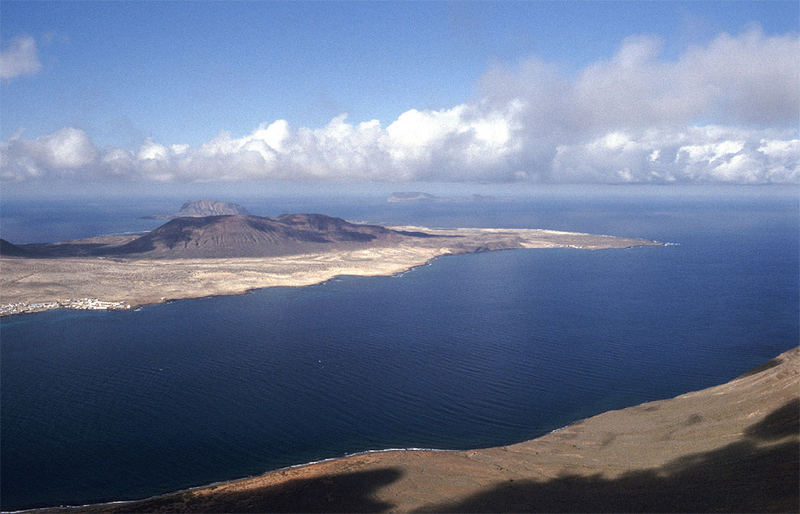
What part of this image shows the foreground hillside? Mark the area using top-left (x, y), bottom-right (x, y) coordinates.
top-left (54, 347), bottom-right (798, 513)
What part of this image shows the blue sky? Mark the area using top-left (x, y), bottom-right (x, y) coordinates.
top-left (1, 1), bottom-right (798, 188)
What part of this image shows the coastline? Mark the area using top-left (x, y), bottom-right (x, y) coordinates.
top-left (29, 346), bottom-right (799, 513)
top-left (0, 226), bottom-right (661, 317)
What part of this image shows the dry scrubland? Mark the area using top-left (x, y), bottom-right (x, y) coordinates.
top-left (0, 227), bottom-right (657, 314)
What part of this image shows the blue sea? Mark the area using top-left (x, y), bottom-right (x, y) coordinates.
top-left (1, 187), bottom-right (798, 510)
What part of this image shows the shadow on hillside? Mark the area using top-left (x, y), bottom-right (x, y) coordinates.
top-left (745, 398), bottom-right (800, 441)
top-left (417, 401), bottom-right (800, 513)
top-left (83, 400), bottom-right (799, 513)
top-left (117, 467), bottom-right (403, 513)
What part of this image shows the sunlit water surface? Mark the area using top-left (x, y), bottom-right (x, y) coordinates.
top-left (1, 191), bottom-right (797, 509)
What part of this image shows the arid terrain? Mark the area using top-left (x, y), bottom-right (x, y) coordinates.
top-left (0, 215), bottom-right (660, 315)
top-left (41, 346), bottom-right (798, 512)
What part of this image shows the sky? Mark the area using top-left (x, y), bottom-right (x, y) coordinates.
top-left (1, 1), bottom-right (798, 194)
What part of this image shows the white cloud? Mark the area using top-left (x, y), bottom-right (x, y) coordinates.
top-left (252, 120), bottom-right (290, 152)
top-left (137, 138), bottom-right (169, 161)
top-left (39, 128), bottom-right (97, 168)
top-left (1, 28), bottom-right (798, 184)
top-left (1, 128), bottom-right (97, 181)
top-left (553, 126), bottom-right (798, 184)
top-left (0, 36), bottom-right (42, 80)
top-left (565, 28), bottom-right (800, 130)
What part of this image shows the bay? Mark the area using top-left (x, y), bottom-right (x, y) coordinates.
top-left (1, 190), bottom-right (797, 509)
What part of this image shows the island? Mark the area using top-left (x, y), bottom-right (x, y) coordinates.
top-left (39, 346), bottom-right (799, 512)
top-left (142, 199), bottom-right (250, 219)
top-left (388, 191), bottom-right (496, 203)
top-left (0, 213), bottom-right (661, 316)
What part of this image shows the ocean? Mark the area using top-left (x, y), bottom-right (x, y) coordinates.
top-left (1, 187), bottom-right (798, 509)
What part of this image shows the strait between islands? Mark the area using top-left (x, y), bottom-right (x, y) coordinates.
top-left (0, 213), bottom-right (661, 315)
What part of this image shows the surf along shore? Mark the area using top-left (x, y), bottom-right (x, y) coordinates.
top-left (0, 225), bottom-right (660, 316)
top-left (30, 346), bottom-right (798, 513)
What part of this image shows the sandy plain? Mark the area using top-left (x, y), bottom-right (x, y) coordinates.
top-left (43, 346), bottom-right (799, 512)
top-left (0, 226), bottom-right (658, 315)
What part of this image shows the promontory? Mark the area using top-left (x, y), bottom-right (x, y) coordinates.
top-left (0, 213), bottom-right (661, 316)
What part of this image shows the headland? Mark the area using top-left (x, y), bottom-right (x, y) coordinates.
top-left (0, 214), bottom-right (661, 316)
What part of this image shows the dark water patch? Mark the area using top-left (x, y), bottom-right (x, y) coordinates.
top-left (738, 357), bottom-right (783, 378)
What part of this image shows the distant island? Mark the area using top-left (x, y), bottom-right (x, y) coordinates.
top-left (388, 192), bottom-right (496, 203)
top-left (0, 212), bottom-right (661, 316)
top-left (142, 199), bottom-right (250, 219)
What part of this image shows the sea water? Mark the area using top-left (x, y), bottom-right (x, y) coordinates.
top-left (1, 188), bottom-right (797, 509)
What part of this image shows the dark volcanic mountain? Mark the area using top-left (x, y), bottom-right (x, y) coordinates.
top-left (144, 200), bottom-right (250, 219)
top-left (0, 239), bottom-right (29, 257)
top-left (1, 214), bottom-right (438, 259)
top-left (115, 214), bottom-right (409, 257)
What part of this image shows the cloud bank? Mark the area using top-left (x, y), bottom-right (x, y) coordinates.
top-left (2, 28), bottom-right (798, 184)
top-left (0, 36), bottom-right (42, 80)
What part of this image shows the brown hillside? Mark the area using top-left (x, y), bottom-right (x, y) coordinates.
top-left (113, 214), bottom-right (409, 258)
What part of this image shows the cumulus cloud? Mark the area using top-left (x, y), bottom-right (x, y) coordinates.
top-left (552, 126), bottom-right (798, 184)
top-left (480, 27), bottom-right (799, 134)
top-left (570, 29), bottom-right (800, 128)
top-left (0, 36), bottom-right (42, 80)
top-left (1, 128), bottom-right (97, 181)
top-left (1, 27), bottom-right (798, 184)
